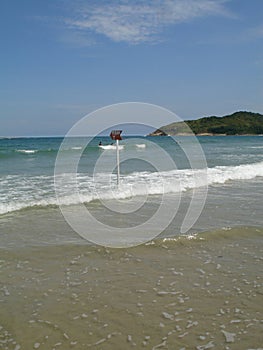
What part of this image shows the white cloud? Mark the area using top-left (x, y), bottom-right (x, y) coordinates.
top-left (64, 0), bottom-right (232, 44)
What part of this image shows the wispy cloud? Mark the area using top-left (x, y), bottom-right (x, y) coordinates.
top-left (63, 0), bottom-right (232, 45)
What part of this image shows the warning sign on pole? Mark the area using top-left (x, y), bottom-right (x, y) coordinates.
top-left (110, 130), bottom-right (122, 187)
top-left (110, 130), bottom-right (122, 140)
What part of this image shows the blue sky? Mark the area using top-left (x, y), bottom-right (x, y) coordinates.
top-left (1, 0), bottom-right (263, 136)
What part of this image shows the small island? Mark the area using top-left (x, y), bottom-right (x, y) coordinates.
top-left (149, 111), bottom-right (263, 136)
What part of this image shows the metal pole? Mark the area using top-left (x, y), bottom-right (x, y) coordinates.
top-left (116, 139), bottom-right (120, 186)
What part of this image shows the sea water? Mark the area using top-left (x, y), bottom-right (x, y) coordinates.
top-left (0, 136), bottom-right (262, 349)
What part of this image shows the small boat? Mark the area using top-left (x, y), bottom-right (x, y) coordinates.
top-left (99, 144), bottom-right (124, 150)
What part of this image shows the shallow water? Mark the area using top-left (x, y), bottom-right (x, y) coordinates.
top-left (1, 227), bottom-right (262, 349)
top-left (1, 136), bottom-right (263, 216)
top-left (1, 178), bottom-right (263, 250)
top-left (1, 136), bottom-right (263, 349)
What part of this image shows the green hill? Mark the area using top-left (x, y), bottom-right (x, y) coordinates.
top-left (150, 111), bottom-right (263, 136)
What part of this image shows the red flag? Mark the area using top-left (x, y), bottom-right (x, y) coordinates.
top-left (110, 130), bottom-right (122, 140)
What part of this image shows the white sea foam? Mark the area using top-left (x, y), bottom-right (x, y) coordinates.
top-left (1, 161), bottom-right (263, 215)
top-left (136, 143), bottom-right (146, 148)
top-left (16, 149), bottom-right (38, 154)
top-left (99, 144), bottom-right (124, 150)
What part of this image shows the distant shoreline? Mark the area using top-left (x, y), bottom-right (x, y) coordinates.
top-left (179, 133), bottom-right (263, 136)
top-left (148, 111), bottom-right (263, 136)
top-left (149, 133), bottom-right (263, 137)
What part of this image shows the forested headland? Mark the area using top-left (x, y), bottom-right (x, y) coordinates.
top-left (149, 111), bottom-right (263, 136)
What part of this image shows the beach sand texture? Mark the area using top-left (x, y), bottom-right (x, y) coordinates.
top-left (1, 227), bottom-right (262, 349)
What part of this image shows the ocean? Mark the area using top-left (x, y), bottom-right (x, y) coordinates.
top-left (0, 135), bottom-right (262, 349)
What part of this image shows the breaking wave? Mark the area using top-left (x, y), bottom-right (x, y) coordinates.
top-left (1, 161), bottom-right (263, 215)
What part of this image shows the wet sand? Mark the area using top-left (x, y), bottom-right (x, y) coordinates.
top-left (0, 227), bottom-right (262, 349)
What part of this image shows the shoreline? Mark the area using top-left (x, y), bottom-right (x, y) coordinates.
top-left (149, 133), bottom-right (263, 136)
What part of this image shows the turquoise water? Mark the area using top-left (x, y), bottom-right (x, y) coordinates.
top-left (1, 136), bottom-right (263, 349)
top-left (0, 135), bottom-right (263, 246)
top-left (1, 135), bottom-right (262, 175)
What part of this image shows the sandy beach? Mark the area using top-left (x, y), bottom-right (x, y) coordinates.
top-left (1, 227), bottom-right (262, 349)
